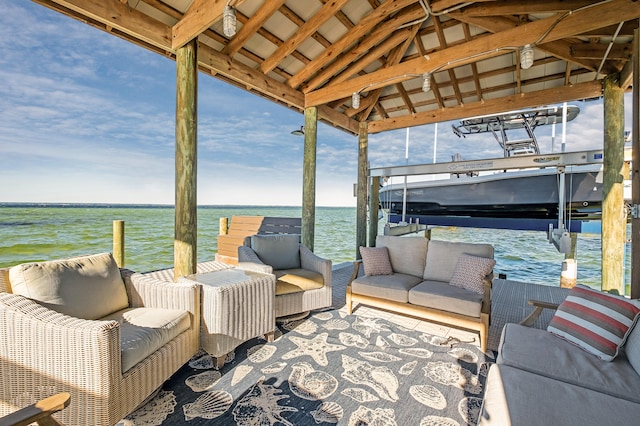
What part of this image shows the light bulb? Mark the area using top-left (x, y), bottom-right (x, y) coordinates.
top-left (223, 5), bottom-right (236, 37)
top-left (352, 92), bottom-right (360, 109)
top-left (422, 73), bottom-right (431, 92)
top-left (520, 44), bottom-right (534, 70)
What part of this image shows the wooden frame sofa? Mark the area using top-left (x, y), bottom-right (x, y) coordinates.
top-left (347, 235), bottom-right (495, 352)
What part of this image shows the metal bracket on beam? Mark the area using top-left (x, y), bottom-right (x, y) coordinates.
top-left (630, 204), bottom-right (640, 219)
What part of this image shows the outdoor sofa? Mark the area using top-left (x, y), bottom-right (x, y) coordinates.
top-left (0, 252), bottom-right (200, 426)
top-left (347, 235), bottom-right (495, 352)
top-left (481, 285), bottom-right (640, 425)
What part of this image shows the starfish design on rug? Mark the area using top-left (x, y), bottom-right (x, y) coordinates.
top-left (282, 332), bottom-right (345, 366)
top-left (352, 316), bottom-right (391, 338)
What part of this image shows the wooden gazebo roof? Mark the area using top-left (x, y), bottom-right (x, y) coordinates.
top-left (35, 0), bottom-right (639, 135)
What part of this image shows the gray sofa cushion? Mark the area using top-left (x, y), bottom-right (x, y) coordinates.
top-left (376, 235), bottom-right (428, 277)
top-left (408, 280), bottom-right (483, 317)
top-left (423, 240), bottom-right (493, 282)
top-left (625, 322), bottom-right (640, 376)
top-left (102, 307), bottom-right (191, 373)
top-left (9, 252), bottom-right (129, 320)
top-left (497, 323), bottom-right (640, 403)
top-left (351, 273), bottom-right (423, 303)
top-left (250, 234), bottom-right (300, 270)
top-left (480, 364), bottom-right (640, 426)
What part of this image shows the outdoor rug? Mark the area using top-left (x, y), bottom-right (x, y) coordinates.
top-left (119, 308), bottom-right (495, 426)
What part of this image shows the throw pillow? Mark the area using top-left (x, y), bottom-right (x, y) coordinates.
top-left (547, 285), bottom-right (640, 361)
top-left (449, 253), bottom-right (496, 294)
top-left (359, 246), bottom-right (393, 276)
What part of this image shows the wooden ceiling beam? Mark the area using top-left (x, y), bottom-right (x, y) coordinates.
top-left (288, 0), bottom-right (419, 89)
top-left (349, 24), bottom-right (420, 120)
top-left (303, 5), bottom-right (425, 92)
top-left (36, 0), bottom-right (172, 49)
top-left (260, 0), bottom-right (350, 74)
top-left (172, 0), bottom-right (223, 49)
top-left (451, 13), bottom-right (600, 72)
top-left (432, 15), bottom-right (463, 105)
top-left (222, 0), bottom-right (286, 56)
top-left (570, 43), bottom-right (632, 60)
top-left (368, 79), bottom-right (603, 133)
top-left (306, 0), bottom-right (639, 107)
top-left (461, 0), bottom-right (598, 17)
top-left (331, 28), bottom-right (417, 87)
top-left (430, 0), bottom-right (493, 13)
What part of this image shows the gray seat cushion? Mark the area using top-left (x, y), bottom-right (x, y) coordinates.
top-left (102, 307), bottom-right (191, 373)
top-left (480, 364), bottom-right (640, 426)
top-left (497, 323), bottom-right (640, 403)
top-left (408, 280), bottom-right (483, 317)
top-left (351, 273), bottom-right (422, 303)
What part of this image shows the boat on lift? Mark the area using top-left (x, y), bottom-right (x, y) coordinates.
top-left (379, 105), bottom-right (606, 223)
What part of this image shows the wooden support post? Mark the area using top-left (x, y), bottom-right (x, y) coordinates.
top-left (602, 74), bottom-right (626, 294)
top-left (302, 106), bottom-right (318, 251)
top-left (632, 24), bottom-right (640, 298)
top-left (356, 122), bottom-right (368, 258)
top-left (174, 39), bottom-right (198, 281)
top-left (368, 176), bottom-right (380, 247)
top-left (219, 217), bottom-right (229, 235)
top-left (112, 220), bottom-right (125, 268)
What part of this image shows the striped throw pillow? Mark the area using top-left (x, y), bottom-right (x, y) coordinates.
top-left (359, 246), bottom-right (393, 276)
top-left (547, 285), bottom-right (640, 361)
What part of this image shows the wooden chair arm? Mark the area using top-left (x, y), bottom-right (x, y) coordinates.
top-left (520, 299), bottom-right (560, 327)
top-left (348, 260), bottom-right (363, 286)
top-left (0, 392), bottom-right (70, 426)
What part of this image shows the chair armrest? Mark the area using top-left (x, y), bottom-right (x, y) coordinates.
top-left (520, 299), bottom-right (560, 327)
top-left (0, 392), bottom-right (70, 426)
top-left (300, 245), bottom-right (332, 287)
top-left (0, 292), bottom-right (122, 379)
top-left (237, 246), bottom-right (273, 274)
top-left (123, 273), bottom-right (200, 320)
top-left (348, 260), bottom-right (363, 286)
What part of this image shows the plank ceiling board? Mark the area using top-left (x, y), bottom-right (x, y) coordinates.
top-left (34, 0), bottom-right (640, 135)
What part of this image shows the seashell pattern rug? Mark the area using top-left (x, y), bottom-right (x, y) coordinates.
top-left (118, 309), bottom-right (495, 426)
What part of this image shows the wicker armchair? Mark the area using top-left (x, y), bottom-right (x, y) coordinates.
top-left (0, 254), bottom-right (201, 426)
top-left (238, 234), bottom-right (332, 318)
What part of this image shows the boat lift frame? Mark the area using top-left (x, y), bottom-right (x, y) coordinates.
top-left (372, 149), bottom-right (605, 249)
top-left (369, 149), bottom-right (603, 178)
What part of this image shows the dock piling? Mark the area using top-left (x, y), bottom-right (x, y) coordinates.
top-left (113, 220), bottom-right (125, 267)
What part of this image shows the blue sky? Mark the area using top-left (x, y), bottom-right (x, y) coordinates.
top-left (0, 2), bottom-right (631, 207)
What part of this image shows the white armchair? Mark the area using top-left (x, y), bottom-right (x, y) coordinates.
top-left (0, 253), bottom-right (200, 426)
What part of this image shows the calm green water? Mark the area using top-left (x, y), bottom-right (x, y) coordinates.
top-left (0, 204), bottom-right (630, 292)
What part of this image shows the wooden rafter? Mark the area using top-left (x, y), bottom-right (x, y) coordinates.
top-left (432, 15), bottom-right (463, 105)
top-left (288, 0), bottom-right (416, 89)
top-left (368, 79), bottom-right (604, 133)
top-left (222, 0), bottom-right (286, 56)
top-left (306, 0), bottom-right (640, 107)
top-left (260, 0), bottom-right (350, 74)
